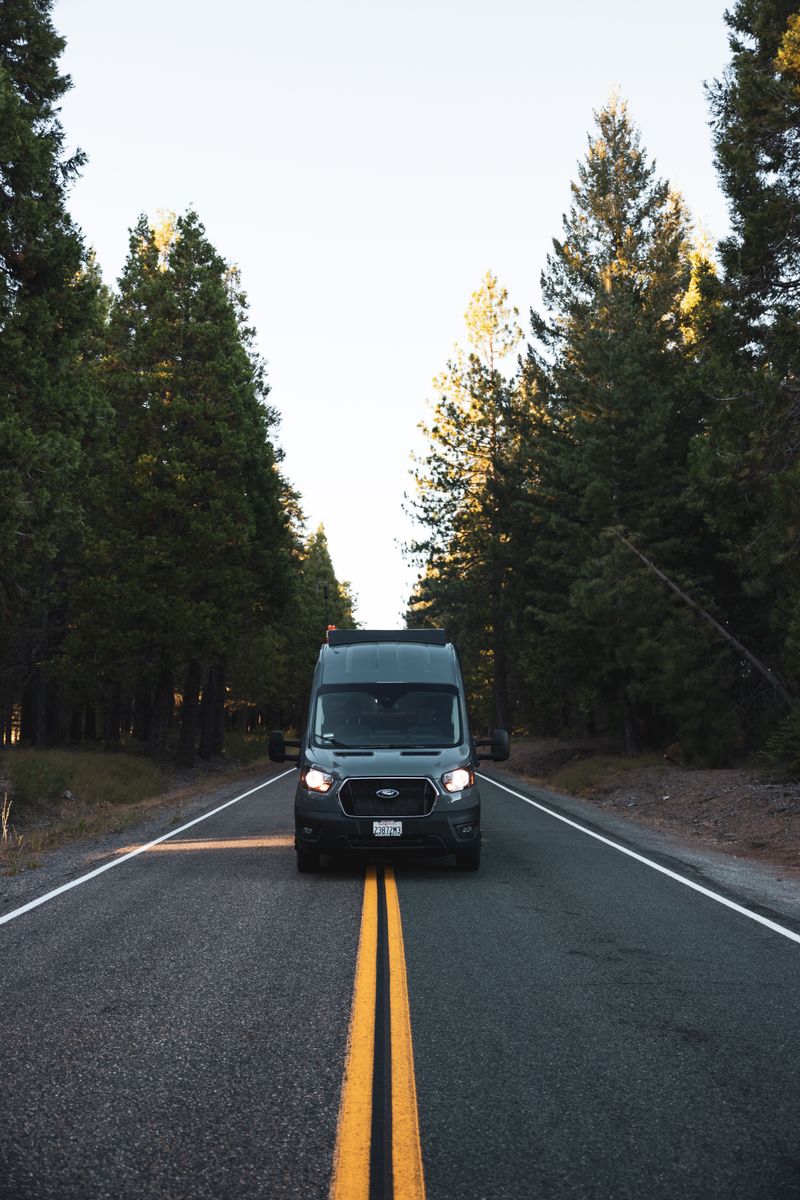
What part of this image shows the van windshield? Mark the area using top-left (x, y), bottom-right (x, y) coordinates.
top-left (311, 684), bottom-right (462, 749)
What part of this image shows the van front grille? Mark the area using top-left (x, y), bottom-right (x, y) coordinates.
top-left (339, 777), bottom-right (437, 817)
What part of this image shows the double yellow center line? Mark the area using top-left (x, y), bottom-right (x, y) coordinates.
top-left (330, 865), bottom-right (426, 1200)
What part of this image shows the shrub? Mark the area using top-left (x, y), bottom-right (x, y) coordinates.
top-left (4, 752), bottom-right (69, 809)
top-left (222, 731), bottom-right (271, 764)
top-left (2, 749), bottom-right (167, 811)
top-left (761, 705), bottom-right (800, 782)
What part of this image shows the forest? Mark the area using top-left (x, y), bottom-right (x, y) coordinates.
top-left (408, 1), bottom-right (800, 770)
top-left (0, 2), bottom-right (355, 767)
top-left (1, 0), bottom-right (798, 776)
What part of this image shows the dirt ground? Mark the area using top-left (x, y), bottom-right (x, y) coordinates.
top-left (502, 736), bottom-right (800, 881)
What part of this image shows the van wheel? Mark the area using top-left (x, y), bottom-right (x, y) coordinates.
top-left (455, 846), bottom-right (481, 871)
top-left (296, 849), bottom-right (320, 873)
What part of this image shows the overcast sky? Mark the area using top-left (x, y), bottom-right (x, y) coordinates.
top-left (53, 0), bottom-right (732, 626)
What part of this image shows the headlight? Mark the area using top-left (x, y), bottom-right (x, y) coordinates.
top-left (441, 767), bottom-right (473, 793)
top-left (302, 767), bottom-right (334, 793)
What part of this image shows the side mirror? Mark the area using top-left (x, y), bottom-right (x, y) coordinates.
top-left (268, 730), bottom-right (301, 764)
top-left (490, 729), bottom-right (510, 762)
top-left (475, 729), bottom-right (510, 762)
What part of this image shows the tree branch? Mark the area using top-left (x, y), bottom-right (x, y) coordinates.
top-left (608, 527), bottom-right (794, 708)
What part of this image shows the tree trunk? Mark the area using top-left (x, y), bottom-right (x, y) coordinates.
top-left (197, 660), bottom-right (228, 757)
top-left (0, 678), bottom-right (12, 747)
top-left (491, 596), bottom-right (510, 731)
top-left (46, 679), bottom-right (62, 744)
top-left (147, 663), bottom-right (173, 760)
top-left (175, 659), bottom-right (203, 768)
top-left (211, 658), bottom-right (226, 755)
top-left (103, 680), bottom-right (122, 748)
top-left (84, 700), bottom-right (98, 742)
top-left (120, 695), bottom-right (133, 741)
top-left (623, 695), bottom-right (641, 757)
top-left (69, 703), bottom-right (84, 744)
top-left (492, 639), bottom-right (509, 731)
top-left (198, 663), bottom-right (217, 760)
top-left (33, 665), bottom-right (48, 748)
top-left (20, 682), bottom-right (33, 745)
top-left (133, 681), bottom-right (151, 743)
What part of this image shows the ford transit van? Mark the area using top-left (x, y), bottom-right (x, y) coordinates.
top-left (268, 629), bottom-right (509, 872)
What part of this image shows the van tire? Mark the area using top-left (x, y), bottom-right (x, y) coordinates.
top-left (455, 846), bottom-right (481, 871)
top-left (296, 849), bottom-right (320, 873)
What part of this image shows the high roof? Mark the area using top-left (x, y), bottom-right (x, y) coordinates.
top-left (321, 633), bottom-right (456, 685)
top-left (327, 629), bottom-right (447, 647)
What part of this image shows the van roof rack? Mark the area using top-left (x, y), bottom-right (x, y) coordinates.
top-left (327, 629), bottom-right (447, 647)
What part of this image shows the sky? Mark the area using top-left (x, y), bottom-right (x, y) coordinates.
top-left (53, 0), bottom-right (733, 627)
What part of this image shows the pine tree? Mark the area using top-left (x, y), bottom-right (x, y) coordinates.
top-left (0, 0), bottom-right (105, 745)
top-left (74, 210), bottom-right (293, 763)
top-left (408, 272), bottom-right (523, 729)
top-left (689, 0), bottom-right (800, 752)
top-left (521, 95), bottom-right (733, 755)
top-left (228, 523), bottom-right (357, 733)
top-left (709, 1), bottom-right (800, 353)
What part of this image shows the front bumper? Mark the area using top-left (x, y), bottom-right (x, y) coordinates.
top-left (295, 799), bottom-right (480, 857)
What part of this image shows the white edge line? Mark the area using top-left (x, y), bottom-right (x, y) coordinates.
top-left (0, 768), bottom-right (296, 927)
top-left (478, 772), bottom-right (800, 947)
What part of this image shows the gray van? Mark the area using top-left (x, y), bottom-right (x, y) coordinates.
top-left (268, 629), bottom-right (509, 872)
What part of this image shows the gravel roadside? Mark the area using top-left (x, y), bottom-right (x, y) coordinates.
top-left (496, 737), bottom-right (800, 930)
top-left (0, 759), bottom-right (289, 921)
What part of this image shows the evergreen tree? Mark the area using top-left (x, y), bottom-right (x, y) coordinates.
top-left (74, 210), bottom-right (293, 764)
top-left (281, 524), bottom-right (357, 721)
top-left (521, 96), bottom-right (734, 755)
top-left (708, 1), bottom-right (800, 353)
top-left (0, 0), bottom-right (105, 745)
top-left (408, 272), bottom-right (523, 729)
top-left (688, 0), bottom-right (800, 757)
top-left (228, 523), bottom-right (357, 733)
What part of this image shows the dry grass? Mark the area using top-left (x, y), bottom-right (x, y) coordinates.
top-left (543, 753), bottom-right (665, 796)
top-left (4, 747), bottom-right (168, 811)
top-left (1, 792), bottom-right (36, 875)
top-left (0, 743), bottom-right (276, 875)
top-left (0, 749), bottom-right (170, 874)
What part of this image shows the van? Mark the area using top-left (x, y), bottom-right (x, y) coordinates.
top-left (268, 629), bottom-right (510, 872)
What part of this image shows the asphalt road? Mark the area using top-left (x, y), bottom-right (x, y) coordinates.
top-left (1, 768), bottom-right (799, 1199)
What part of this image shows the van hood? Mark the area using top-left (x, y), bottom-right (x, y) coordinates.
top-left (305, 743), bottom-right (473, 778)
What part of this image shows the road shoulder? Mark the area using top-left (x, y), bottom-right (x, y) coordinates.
top-left (0, 760), bottom-right (290, 921)
top-left (484, 764), bottom-right (800, 932)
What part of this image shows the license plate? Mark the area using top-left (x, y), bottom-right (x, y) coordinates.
top-left (373, 820), bottom-right (402, 837)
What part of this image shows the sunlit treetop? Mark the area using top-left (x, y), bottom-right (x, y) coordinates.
top-left (463, 270), bottom-right (522, 373)
top-left (776, 12), bottom-right (800, 86)
top-left (678, 227), bottom-right (718, 344)
top-left (151, 209), bottom-right (178, 270)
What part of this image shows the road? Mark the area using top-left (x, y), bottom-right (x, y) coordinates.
top-left (1, 768), bottom-right (799, 1199)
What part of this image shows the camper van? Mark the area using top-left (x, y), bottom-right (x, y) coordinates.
top-left (268, 629), bottom-right (509, 872)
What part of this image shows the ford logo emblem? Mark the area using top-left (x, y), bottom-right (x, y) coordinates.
top-left (376, 788), bottom-right (400, 798)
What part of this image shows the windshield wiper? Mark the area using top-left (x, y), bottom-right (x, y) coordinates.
top-left (368, 743), bottom-right (441, 749)
top-left (318, 737), bottom-right (355, 748)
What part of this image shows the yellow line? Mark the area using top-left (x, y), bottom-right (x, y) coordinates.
top-left (385, 866), bottom-right (426, 1200)
top-left (115, 836), bottom-right (293, 854)
top-left (329, 865), bottom-right (378, 1200)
